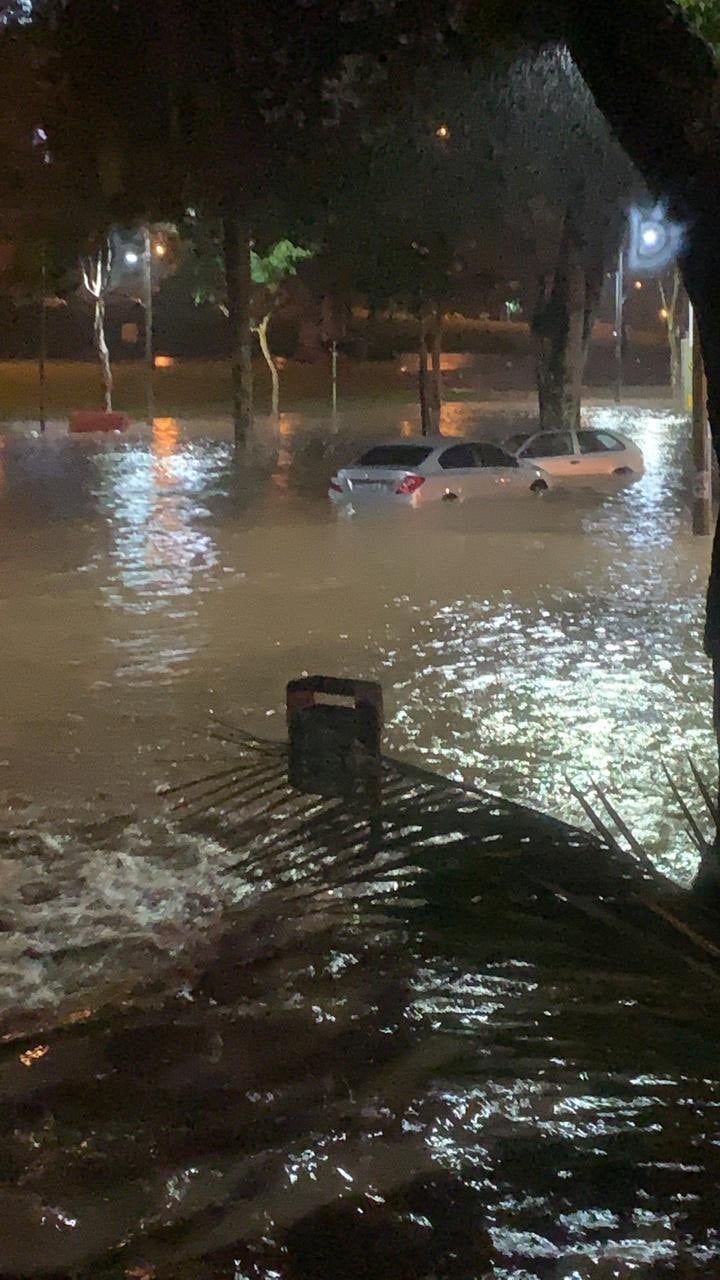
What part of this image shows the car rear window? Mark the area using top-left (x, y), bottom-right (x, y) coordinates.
top-left (523, 431), bottom-right (574, 458)
top-left (475, 443), bottom-right (518, 468)
top-left (356, 445), bottom-right (433, 467)
top-left (578, 431), bottom-right (624, 453)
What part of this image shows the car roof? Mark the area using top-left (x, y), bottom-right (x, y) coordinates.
top-left (576, 426), bottom-right (626, 436)
top-left (362, 436), bottom-right (506, 450)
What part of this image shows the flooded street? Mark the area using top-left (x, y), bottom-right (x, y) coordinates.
top-left (0, 402), bottom-right (711, 870)
top-left (1, 400), bottom-right (719, 1279)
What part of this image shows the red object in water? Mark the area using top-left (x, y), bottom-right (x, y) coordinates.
top-left (69, 410), bottom-right (131, 434)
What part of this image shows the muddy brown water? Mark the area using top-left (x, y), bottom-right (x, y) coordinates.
top-left (0, 402), bottom-right (718, 1277)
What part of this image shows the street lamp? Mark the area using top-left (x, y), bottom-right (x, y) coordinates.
top-left (614, 206), bottom-right (684, 403)
top-left (627, 204), bottom-right (682, 272)
top-left (122, 237), bottom-right (154, 424)
top-left (641, 225), bottom-right (661, 249)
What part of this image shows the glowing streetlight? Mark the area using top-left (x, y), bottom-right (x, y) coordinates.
top-left (435, 123), bottom-right (450, 141)
top-left (124, 250), bottom-right (139, 267)
top-left (154, 241), bottom-right (167, 258)
top-left (628, 205), bottom-right (683, 271)
top-left (634, 280), bottom-right (643, 290)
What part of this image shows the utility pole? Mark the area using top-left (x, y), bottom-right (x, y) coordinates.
top-left (142, 225), bottom-right (155, 427)
top-left (38, 243), bottom-right (47, 434)
top-left (331, 340), bottom-right (338, 424)
top-left (614, 245), bottom-right (624, 404)
top-left (691, 303), bottom-right (712, 536)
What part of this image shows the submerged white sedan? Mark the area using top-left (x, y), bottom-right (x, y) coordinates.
top-left (504, 427), bottom-right (644, 477)
top-left (329, 438), bottom-right (552, 509)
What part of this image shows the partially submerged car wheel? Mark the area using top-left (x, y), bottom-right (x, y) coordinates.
top-left (613, 466), bottom-right (634, 475)
top-left (530, 478), bottom-right (549, 493)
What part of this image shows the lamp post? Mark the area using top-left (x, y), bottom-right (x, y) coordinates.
top-left (627, 206), bottom-right (710, 536)
top-left (142, 226), bottom-right (154, 427)
top-left (614, 245), bottom-right (624, 404)
top-left (125, 233), bottom-right (155, 426)
top-left (616, 214), bottom-right (674, 405)
top-left (39, 243), bottom-right (47, 434)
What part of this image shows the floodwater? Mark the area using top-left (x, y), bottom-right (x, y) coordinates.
top-left (0, 402), bottom-right (711, 866)
top-left (0, 400), bottom-right (718, 1278)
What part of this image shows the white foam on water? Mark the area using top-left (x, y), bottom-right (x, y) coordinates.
top-left (0, 808), bottom-right (264, 1035)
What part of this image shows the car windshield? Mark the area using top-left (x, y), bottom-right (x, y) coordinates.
top-left (356, 445), bottom-right (434, 467)
top-left (504, 433), bottom-right (531, 453)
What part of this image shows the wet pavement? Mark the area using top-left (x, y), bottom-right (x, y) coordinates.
top-left (0, 399), bottom-right (718, 1278)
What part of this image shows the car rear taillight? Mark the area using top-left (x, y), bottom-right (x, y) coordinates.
top-left (395, 473), bottom-right (425, 496)
top-left (329, 478), bottom-right (342, 493)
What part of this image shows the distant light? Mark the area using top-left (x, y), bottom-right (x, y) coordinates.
top-left (435, 123), bottom-right (450, 141)
top-left (154, 354), bottom-right (174, 369)
top-left (641, 225), bottom-right (661, 248)
top-left (154, 242), bottom-right (167, 258)
top-left (634, 280), bottom-right (643, 290)
top-left (124, 250), bottom-right (139, 266)
top-left (659, 307), bottom-right (669, 320)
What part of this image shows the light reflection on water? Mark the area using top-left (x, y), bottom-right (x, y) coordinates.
top-left (0, 404), bottom-right (718, 1277)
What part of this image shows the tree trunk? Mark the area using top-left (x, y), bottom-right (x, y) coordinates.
top-left (532, 216), bottom-right (587, 431)
top-left (255, 313), bottom-right (280, 420)
top-left (222, 212), bottom-right (253, 450)
top-left (429, 305), bottom-right (443, 433)
top-left (94, 295), bottom-right (112, 413)
top-left (418, 313), bottom-right (432, 436)
top-left (82, 243), bottom-right (113, 415)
